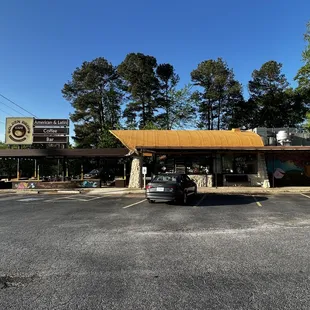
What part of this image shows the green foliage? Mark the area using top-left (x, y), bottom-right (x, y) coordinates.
top-left (0, 142), bottom-right (8, 149)
top-left (161, 84), bottom-right (198, 129)
top-left (62, 57), bottom-right (123, 148)
top-left (156, 63), bottom-right (179, 129)
top-left (191, 58), bottom-right (244, 130)
top-left (249, 61), bottom-right (289, 96)
top-left (295, 22), bottom-right (310, 104)
top-left (303, 111), bottom-right (310, 132)
top-left (118, 53), bottom-right (159, 129)
top-left (248, 61), bottom-right (306, 127)
top-left (142, 121), bottom-right (162, 130)
top-left (221, 85), bottom-right (255, 129)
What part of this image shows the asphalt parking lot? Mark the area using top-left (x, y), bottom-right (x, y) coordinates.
top-left (0, 192), bottom-right (310, 309)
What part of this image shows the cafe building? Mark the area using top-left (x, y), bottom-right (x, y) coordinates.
top-left (110, 129), bottom-right (270, 188)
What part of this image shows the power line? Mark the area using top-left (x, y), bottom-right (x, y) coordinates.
top-left (0, 93), bottom-right (37, 117)
top-left (0, 100), bottom-right (27, 117)
top-left (0, 107), bottom-right (13, 117)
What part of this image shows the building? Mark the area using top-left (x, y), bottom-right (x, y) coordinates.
top-left (110, 129), bottom-right (270, 188)
top-left (1, 128), bottom-right (310, 189)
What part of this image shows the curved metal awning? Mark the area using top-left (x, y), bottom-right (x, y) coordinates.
top-left (110, 129), bottom-right (264, 153)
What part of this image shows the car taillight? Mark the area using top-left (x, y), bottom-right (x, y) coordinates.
top-left (146, 185), bottom-right (153, 190)
top-left (167, 186), bottom-right (176, 192)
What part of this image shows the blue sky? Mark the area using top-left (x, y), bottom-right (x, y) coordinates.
top-left (0, 0), bottom-right (309, 140)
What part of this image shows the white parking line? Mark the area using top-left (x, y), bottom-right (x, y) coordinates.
top-left (252, 195), bottom-right (262, 207)
top-left (45, 195), bottom-right (77, 202)
top-left (194, 194), bottom-right (206, 207)
top-left (301, 193), bottom-right (310, 199)
top-left (123, 199), bottom-right (147, 209)
top-left (45, 194), bottom-right (113, 203)
top-left (86, 195), bottom-right (112, 201)
top-left (17, 198), bottom-right (45, 202)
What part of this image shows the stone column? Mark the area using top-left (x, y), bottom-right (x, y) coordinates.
top-left (128, 156), bottom-right (142, 188)
top-left (258, 153), bottom-right (270, 188)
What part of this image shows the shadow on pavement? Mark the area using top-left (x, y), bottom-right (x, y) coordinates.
top-left (192, 193), bottom-right (269, 207)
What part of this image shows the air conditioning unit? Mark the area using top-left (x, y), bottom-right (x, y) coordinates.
top-left (276, 131), bottom-right (291, 146)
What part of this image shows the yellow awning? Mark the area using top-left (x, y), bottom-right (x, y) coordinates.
top-left (110, 130), bottom-right (264, 152)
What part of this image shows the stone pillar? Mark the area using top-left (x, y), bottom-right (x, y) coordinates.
top-left (207, 175), bottom-right (213, 187)
top-left (188, 175), bottom-right (213, 187)
top-left (258, 153), bottom-right (270, 188)
top-left (128, 156), bottom-right (142, 188)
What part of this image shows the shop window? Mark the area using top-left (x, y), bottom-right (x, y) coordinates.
top-left (222, 154), bottom-right (234, 173)
top-left (157, 156), bottom-right (175, 173)
top-left (222, 154), bottom-right (257, 174)
top-left (175, 158), bottom-right (186, 173)
top-left (186, 156), bottom-right (212, 174)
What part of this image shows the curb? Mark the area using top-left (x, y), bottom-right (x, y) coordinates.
top-left (0, 189), bottom-right (82, 195)
top-left (1, 188), bottom-right (310, 195)
top-left (38, 190), bottom-right (81, 194)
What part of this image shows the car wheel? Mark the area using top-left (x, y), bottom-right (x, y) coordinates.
top-left (194, 187), bottom-right (197, 195)
top-left (183, 192), bottom-right (187, 205)
top-left (148, 199), bottom-right (155, 203)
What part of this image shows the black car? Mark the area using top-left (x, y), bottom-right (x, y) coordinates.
top-left (145, 173), bottom-right (197, 204)
top-left (84, 169), bottom-right (101, 179)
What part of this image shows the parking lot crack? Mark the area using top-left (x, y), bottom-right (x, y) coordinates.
top-left (0, 275), bottom-right (38, 289)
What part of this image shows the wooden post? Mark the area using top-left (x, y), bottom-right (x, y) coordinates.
top-left (37, 164), bottom-right (40, 180)
top-left (17, 158), bottom-right (20, 180)
top-left (215, 152), bottom-right (218, 189)
top-left (272, 154), bottom-right (275, 188)
top-left (34, 159), bottom-right (37, 178)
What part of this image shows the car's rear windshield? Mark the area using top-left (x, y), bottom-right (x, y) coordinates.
top-left (152, 175), bottom-right (179, 182)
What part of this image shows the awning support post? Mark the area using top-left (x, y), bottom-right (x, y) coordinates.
top-left (215, 151), bottom-right (218, 189)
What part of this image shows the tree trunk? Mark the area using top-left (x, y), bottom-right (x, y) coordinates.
top-left (142, 95), bottom-right (146, 128)
top-left (208, 99), bottom-right (211, 130)
top-left (166, 85), bottom-right (169, 130)
top-left (210, 102), bottom-right (214, 130)
top-left (217, 99), bottom-right (221, 130)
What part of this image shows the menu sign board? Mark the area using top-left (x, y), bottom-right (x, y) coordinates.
top-left (33, 119), bottom-right (70, 126)
top-left (33, 136), bottom-right (68, 143)
top-left (33, 127), bottom-right (69, 135)
top-left (33, 119), bottom-right (70, 145)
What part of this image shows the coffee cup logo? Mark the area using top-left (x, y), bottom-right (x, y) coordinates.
top-left (6, 118), bottom-right (33, 144)
top-left (12, 124), bottom-right (27, 139)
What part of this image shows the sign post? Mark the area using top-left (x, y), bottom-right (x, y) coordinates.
top-left (142, 166), bottom-right (147, 189)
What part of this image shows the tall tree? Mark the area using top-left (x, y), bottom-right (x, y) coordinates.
top-left (155, 63), bottom-right (179, 129)
top-left (118, 53), bottom-right (159, 128)
top-left (295, 21), bottom-right (310, 119)
top-left (295, 21), bottom-right (310, 93)
top-left (221, 81), bottom-right (256, 129)
top-left (249, 60), bottom-right (306, 127)
top-left (162, 84), bottom-right (198, 129)
top-left (62, 57), bottom-right (123, 148)
top-left (191, 58), bottom-right (243, 130)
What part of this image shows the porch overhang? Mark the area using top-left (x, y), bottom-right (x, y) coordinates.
top-left (135, 146), bottom-right (310, 154)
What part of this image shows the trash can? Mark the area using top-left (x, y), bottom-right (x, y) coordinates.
top-left (115, 178), bottom-right (126, 188)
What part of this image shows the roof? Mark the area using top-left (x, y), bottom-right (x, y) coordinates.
top-left (109, 130), bottom-right (264, 152)
top-left (136, 146), bottom-right (310, 153)
top-left (0, 148), bottom-right (128, 158)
